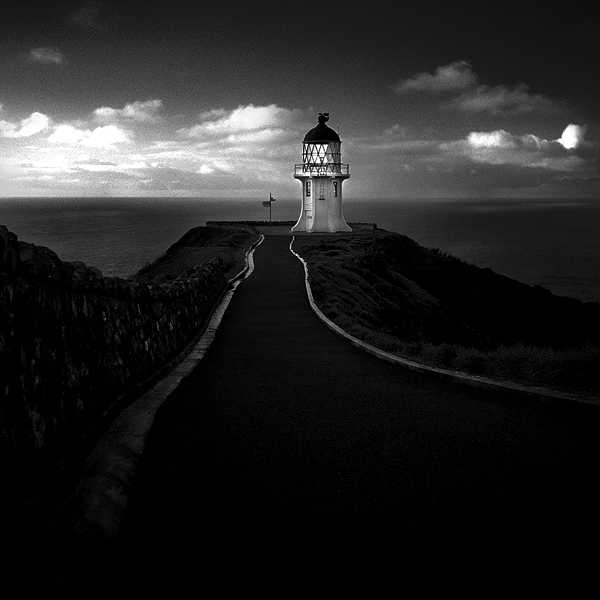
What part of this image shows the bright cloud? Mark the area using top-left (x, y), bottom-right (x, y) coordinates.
top-left (354, 120), bottom-right (598, 198)
top-left (443, 124), bottom-right (590, 170)
top-left (557, 124), bottom-right (587, 149)
top-left (0, 111), bottom-right (50, 138)
top-left (181, 104), bottom-right (302, 138)
top-left (48, 124), bottom-right (130, 147)
top-left (168, 103), bottom-right (304, 192)
top-left (86, 125), bottom-right (129, 146)
top-left (3, 101), bottom-right (305, 197)
top-left (29, 47), bottom-right (65, 65)
top-left (467, 130), bottom-right (519, 149)
top-left (396, 61), bottom-right (558, 115)
top-left (26, 155), bottom-right (74, 172)
top-left (3, 96), bottom-right (595, 199)
top-left (94, 99), bottom-right (163, 123)
top-left (17, 113), bottom-right (51, 137)
top-left (48, 125), bottom-right (87, 144)
top-left (197, 160), bottom-right (232, 174)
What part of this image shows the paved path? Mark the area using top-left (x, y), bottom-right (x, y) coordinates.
top-left (113, 235), bottom-right (600, 592)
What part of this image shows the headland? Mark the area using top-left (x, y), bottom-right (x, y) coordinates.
top-left (3, 220), bottom-right (600, 592)
top-left (3, 219), bottom-right (598, 505)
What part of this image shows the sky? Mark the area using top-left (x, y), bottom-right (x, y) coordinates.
top-left (1, 0), bottom-right (599, 199)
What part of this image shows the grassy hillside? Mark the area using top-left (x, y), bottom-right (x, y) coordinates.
top-left (293, 231), bottom-right (600, 397)
top-left (133, 226), bottom-right (259, 283)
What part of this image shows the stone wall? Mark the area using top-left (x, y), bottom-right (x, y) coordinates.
top-left (206, 220), bottom-right (378, 230)
top-left (349, 222), bottom-right (378, 231)
top-left (0, 225), bottom-right (227, 483)
top-left (205, 220), bottom-right (267, 231)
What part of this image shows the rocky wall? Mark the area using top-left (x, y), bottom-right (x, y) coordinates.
top-left (349, 222), bottom-right (378, 230)
top-left (205, 220), bottom-right (377, 230)
top-left (0, 225), bottom-right (227, 481)
top-left (205, 221), bottom-right (264, 232)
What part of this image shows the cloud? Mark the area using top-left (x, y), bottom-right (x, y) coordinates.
top-left (352, 121), bottom-right (598, 198)
top-left (86, 126), bottom-right (129, 146)
top-left (171, 103), bottom-right (305, 189)
top-left (447, 83), bottom-right (557, 115)
top-left (29, 47), bottom-right (65, 65)
top-left (557, 124), bottom-right (587, 149)
top-left (28, 102), bottom-right (298, 196)
top-left (1, 100), bottom-right (311, 197)
top-left (4, 96), bottom-right (596, 199)
top-left (74, 157), bottom-right (121, 171)
top-left (441, 124), bottom-right (593, 170)
top-left (48, 124), bottom-right (130, 147)
top-left (45, 99), bottom-right (159, 151)
top-left (0, 111), bottom-right (50, 138)
top-left (180, 104), bottom-right (302, 139)
top-left (395, 61), bottom-right (559, 114)
top-left (94, 99), bottom-right (163, 123)
top-left (466, 130), bottom-right (518, 149)
top-left (23, 155), bottom-right (74, 172)
top-left (47, 125), bottom-right (86, 144)
top-left (20, 113), bottom-right (51, 137)
top-left (395, 60), bottom-right (477, 93)
top-left (197, 161), bottom-right (232, 175)
top-left (68, 1), bottom-right (110, 30)
top-left (357, 124), bottom-right (441, 154)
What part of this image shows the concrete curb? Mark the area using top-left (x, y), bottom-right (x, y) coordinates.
top-left (289, 237), bottom-right (600, 408)
top-left (29, 234), bottom-right (265, 510)
top-left (37, 235), bottom-right (265, 588)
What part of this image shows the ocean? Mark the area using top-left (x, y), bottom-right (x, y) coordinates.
top-left (1, 197), bottom-right (599, 302)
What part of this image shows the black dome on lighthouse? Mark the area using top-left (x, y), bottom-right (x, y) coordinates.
top-left (303, 113), bottom-right (341, 143)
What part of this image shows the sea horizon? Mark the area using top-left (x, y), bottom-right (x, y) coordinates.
top-left (1, 196), bottom-right (599, 303)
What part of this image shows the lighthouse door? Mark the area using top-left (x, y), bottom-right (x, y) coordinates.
top-left (303, 187), bottom-right (312, 228)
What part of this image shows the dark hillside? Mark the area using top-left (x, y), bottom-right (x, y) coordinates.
top-left (133, 226), bottom-right (259, 283)
top-left (293, 232), bottom-right (600, 395)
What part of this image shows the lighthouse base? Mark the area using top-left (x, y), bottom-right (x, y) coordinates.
top-left (292, 175), bottom-right (351, 233)
top-left (291, 216), bottom-right (352, 234)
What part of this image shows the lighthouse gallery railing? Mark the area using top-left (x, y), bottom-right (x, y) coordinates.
top-left (294, 163), bottom-right (350, 176)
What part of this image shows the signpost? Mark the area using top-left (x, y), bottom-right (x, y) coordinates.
top-left (262, 193), bottom-right (276, 226)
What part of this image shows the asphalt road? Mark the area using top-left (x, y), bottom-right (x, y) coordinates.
top-left (114, 234), bottom-right (600, 592)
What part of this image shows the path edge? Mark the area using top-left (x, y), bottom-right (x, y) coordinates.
top-left (289, 237), bottom-right (600, 408)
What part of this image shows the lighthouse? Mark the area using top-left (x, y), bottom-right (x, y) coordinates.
top-left (291, 113), bottom-right (351, 233)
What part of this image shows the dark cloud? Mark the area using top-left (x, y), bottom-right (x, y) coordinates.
top-left (396, 61), bottom-right (561, 115)
top-left (447, 84), bottom-right (559, 115)
top-left (68, 1), bottom-right (107, 30)
top-left (29, 47), bottom-right (65, 65)
top-left (67, 1), bottom-right (130, 33)
top-left (394, 60), bottom-right (476, 94)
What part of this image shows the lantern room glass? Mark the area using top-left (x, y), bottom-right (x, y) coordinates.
top-left (302, 141), bottom-right (342, 174)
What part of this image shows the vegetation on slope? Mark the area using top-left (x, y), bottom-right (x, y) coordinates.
top-left (133, 226), bottom-right (259, 283)
top-left (293, 232), bottom-right (600, 397)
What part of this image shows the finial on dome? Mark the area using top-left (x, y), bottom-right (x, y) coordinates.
top-left (318, 112), bottom-right (329, 125)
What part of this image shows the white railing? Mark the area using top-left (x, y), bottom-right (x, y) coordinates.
top-left (294, 163), bottom-right (350, 175)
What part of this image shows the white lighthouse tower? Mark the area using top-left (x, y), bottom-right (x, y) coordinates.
top-left (292, 113), bottom-right (351, 233)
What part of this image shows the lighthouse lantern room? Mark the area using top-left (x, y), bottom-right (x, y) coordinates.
top-left (292, 113), bottom-right (351, 233)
